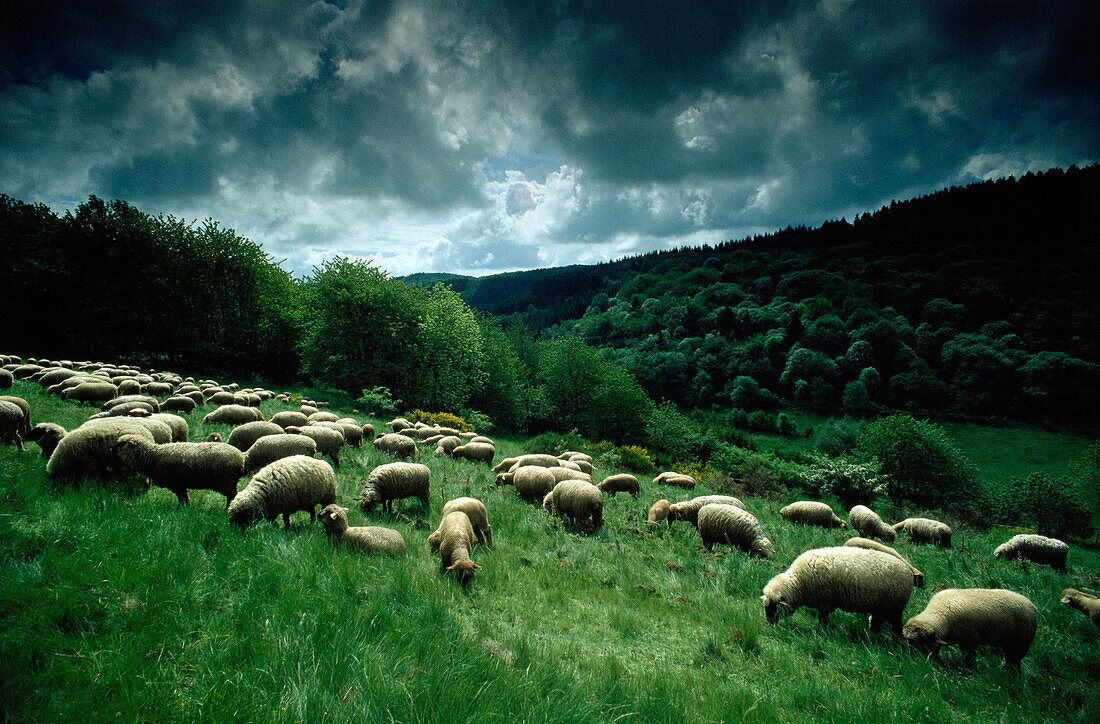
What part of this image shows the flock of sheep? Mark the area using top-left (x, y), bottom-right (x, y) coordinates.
top-left (2, 352), bottom-right (1098, 675)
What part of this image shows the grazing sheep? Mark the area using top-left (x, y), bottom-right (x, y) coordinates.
top-left (902, 589), bottom-right (1038, 670)
top-left (893, 517), bottom-right (952, 548)
top-left (503, 454), bottom-right (560, 472)
top-left (597, 473), bottom-right (640, 497)
top-left (270, 411), bottom-right (309, 429)
top-left (103, 394), bottom-right (160, 412)
top-left (781, 501), bottom-right (846, 529)
top-left (243, 433), bottom-right (317, 472)
top-left (372, 432), bottom-right (417, 459)
top-left (89, 401), bottom-right (156, 419)
top-left (654, 471), bottom-right (696, 488)
top-left (205, 432), bottom-right (223, 443)
top-left (332, 422), bottom-right (363, 448)
top-left (207, 391), bottom-right (236, 406)
top-left (698, 503), bottom-right (775, 559)
top-left (203, 404), bottom-right (264, 425)
top-left (142, 382), bottom-right (173, 397)
top-left (510, 465), bottom-right (557, 503)
top-left (307, 411), bottom-right (339, 423)
top-left (288, 425), bottom-right (343, 468)
top-left (46, 420), bottom-right (157, 478)
top-left (647, 499), bottom-right (671, 527)
top-left (81, 416), bottom-right (172, 444)
top-left (228, 455), bottom-right (337, 528)
top-left (993, 534), bottom-right (1069, 570)
top-left (547, 466), bottom-right (593, 483)
top-left (434, 435), bottom-right (461, 456)
top-left (431, 511), bottom-right (480, 585)
top-left (1061, 589), bottom-right (1100, 628)
top-left (845, 537), bottom-right (925, 588)
top-left (358, 462), bottom-right (431, 514)
top-left (226, 421), bottom-right (285, 452)
top-left (761, 546), bottom-right (914, 633)
top-left (543, 480), bottom-right (603, 530)
top-left (668, 495), bottom-right (746, 528)
top-left (361, 423), bottom-right (375, 442)
top-left (318, 504), bottom-right (406, 556)
top-left (389, 417), bottom-right (412, 433)
top-left (26, 422), bottom-right (67, 458)
top-left (62, 381), bottom-right (119, 402)
top-left (0, 400), bottom-right (25, 450)
top-left (0, 369), bottom-right (12, 389)
top-left (0, 395), bottom-right (32, 437)
top-left (112, 433), bottom-right (244, 507)
top-left (162, 395), bottom-right (197, 414)
top-left (146, 412), bottom-right (188, 442)
top-left (559, 451), bottom-right (594, 465)
top-left (451, 441), bottom-right (495, 463)
top-left (434, 497), bottom-right (492, 546)
top-left (848, 505), bottom-right (896, 542)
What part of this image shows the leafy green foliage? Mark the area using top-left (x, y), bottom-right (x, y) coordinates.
top-left (991, 473), bottom-right (1093, 539)
top-left (814, 418), bottom-right (864, 457)
top-left (357, 386), bottom-right (401, 416)
top-left (801, 454), bottom-right (887, 507)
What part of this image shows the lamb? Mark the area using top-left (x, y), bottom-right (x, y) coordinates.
top-left (668, 495), bottom-right (746, 528)
top-left (595, 473), bottom-right (640, 497)
top-left (844, 537), bottom-right (925, 588)
top-left (654, 471), bottom-right (696, 488)
top-left (0, 395), bottom-right (32, 437)
top-left (46, 420), bottom-right (157, 478)
top-left (780, 501), bottom-right (846, 529)
top-left (510, 465), bottom-right (557, 503)
top-left (61, 381), bottom-right (118, 402)
top-left (432, 497), bottom-right (492, 546)
top-left (318, 504), bottom-right (406, 556)
top-left (270, 411), bottom-right (309, 429)
top-left (287, 425), bottom-right (343, 467)
top-left (372, 432), bottom-right (417, 459)
top-left (993, 534), bottom-right (1069, 570)
top-left (243, 433), bottom-right (317, 472)
top-left (902, 588), bottom-right (1038, 670)
top-left (434, 436), bottom-right (461, 456)
top-left (431, 511), bottom-right (480, 585)
top-left (893, 517), bottom-right (952, 548)
top-left (1061, 589), bottom-right (1100, 628)
top-left (203, 404), bottom-right (263, 425)
top-left (26, 422), bottom-right (67, 458)
top-left (228, 455), bottom-right (337, 528)
top-left (543, 480), bottom-right (603, 530)
top-left (761, 546), bottom-right (915, 633)
top-left (451, 441), bottom-right (495, 463)
top-left (161, 395), bottom-right (197, 414)
top-left (698, 503), bottom-right (775, 559)
top-left (848, 505), bottom-right (896, 542)
top-left (112, 433), bottom-right (244, 507)
top-left (358, 462), bottom-right (431, 513)
top-left (647, 499), bottom-right (671, 527)
top-left (226, 421), bottom-right (285, 452)
top-left (0, 400), bottom-right (25, 450)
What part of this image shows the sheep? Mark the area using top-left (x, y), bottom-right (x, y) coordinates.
top-left (492, 457), bottom-right (519, 472)
top-left (288, 425), bottom-right (344, 467)
top-left (509, 465), bottom-right (557, 503)
top-left (358, 462), bottom-right (431, 514)
top-left (26, 422), bottom-right (67, 458)
top-left (111, 433), bottom-right (244, 507)
top-left (389, 417), bottom-right (412, 433)
top-left (372, 432), bottom-right (417, 459)
top-left (470, 436), bottom-right (494, 445)
top-left (81, 416), bottom-right (172, 444)
top-left (597, 473), bottom-right (640, 497)
top-left (902, 588), bottom-right (1038, 670)
top-left (559, 451), bottom-right (594, 465)
top-left (848, 505), bottom-right (896, 542)
top-left (62, 381), bottom-right (118, 402)
top-left (88, 401), bottom-right (157, 419)
top-left (142, 381), bottom-right (173, 397)
top-left (547, 467), bottom-right (593, 483)
top-left (654, 471), bottom-right (696, 488)
top-left (451, 441), bottom-right (495, 463)
top-left (46, 420), bottom-right (157, 478)
top-left (318, 504), bottom-right (406, 556)
top-left (228, 455), bottom-right (337, 528)
top-left (0, 395), bottom-right (32, 437)
top-left (103, 394), bottom-right (160, 412)
top-left (270, 411), bottom-right (309, 429)
top-left (433, 436), bottom-right (461, 456)
top-left (433, 497), bottom-right (492, 546)
top-left (780, 501), bottom-right (846, 529)
top-left (307, 411), bottom-right (339, 423)
top-left (1061, 589), bottom-right (1100, 628)
top-left (226, 421), bottom-right (285, 452)
top-left (207, 391), bottom-right (236, 406)
top-left (203, 404), bottom-right (263, 425)
top-left (698, 503), bottom-right (775, 559)
top-left (161, 395), bottom-right (197, 414)
top-left (567, 459), bottom-right (595, 475)
top-left (0, 369), bottom-right (12, 389)
top-left (206, 432), bottom-right (223, 443)
top-left (893, 517), bottom-right (952, 548)
top-left (844, 537), bottom-right (925, 588)
top-left (0, 400), bottom-right (25, 450)
top-left (500, 454), bottom-right (559, 472)
top-left (993, 534), bottom-right (1069, 570)
top-left (361, 423), bottom-right (375, 442)
top-left (647, 499), bottom-right (671, 527)
top-left (431, 511), bottom-right (480, 585)
top-left (761, 546), bottom-right (914, 633)
top-left (543, 480), bottom-right (603, 530)
top-left (668, 495), bottom-right (746, 528)
top-left (332, 422), bottom-right (363, 448)
top-left (243, 433), bottom-right (317, 472)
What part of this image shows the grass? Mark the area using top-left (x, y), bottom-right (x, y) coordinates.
top-left (2, 378), bottom-right (1099, 722)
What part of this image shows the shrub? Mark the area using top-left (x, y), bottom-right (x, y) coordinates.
top-left (813, 418), bottom-right (864, 457)
top-left (646, 401), bottom-right (703, 463)
top-left (746, 410), bottom-right (776, 433)
top-left (358, 386), bottom-right (401, 417)
top-left (409, 410), bottom-right (472, 432)
top-left (776, 413), bottom-right (797, 436)
top-left (677, 460), bottom-right (719, 485)
top-left (992, 473), bottom-right (1093, 539)
top-left (856, 414), bottom-right (984, 510)
top-left (800, 454), bottom-right (887, 507)
top-left (616, 445), bottom-right (656, 474)
top-left (522, 430), bottom-right (592, 456)
top-left (461, 409), bottom-right (494, 434)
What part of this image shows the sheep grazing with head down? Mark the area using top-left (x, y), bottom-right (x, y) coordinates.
top-left (903, 588), bottom-right (1038, 671)
top-left (318, 504), bottom-right (406, 556)
top-left (543, 480), bottom-right (603, 531)
top-left (506, 465), bottom-right (557, 503)
top-left (226, 421), bottom-right (285, 452)
top-left (26, 422), bottom-right (67, 458)
top-left (434, 436), bottom-right (461, 456)
top-left (844, 537), bottom-right (924, 588)
top-left (0, 395), bottom-right (32, 438)
top-left (762, 546), bottom-right (914, 633)
top-left (499, 454), bottom-right (559, 472)
top-left (848, 505), bottom-right (896, 542)
top-left (431, 511), bottom-right (480, 585)
top-left (893, 517), bottom-right (952, 548)
top-left (0, 369), bottom-right (12, 389)
top-left (287, 425), bottom-right (344, 468)
top-left (270, 411), bottom-right (309, 430)
top-left (47, 419), bottom-right (157, 478)
top-left (647, 499), bottom-right (671, 527)
top-left (161, 395), bottom-right (197, 414)
top-left (228, 455), bottom-right (337, 528)
top-left (112, 433), bottom-right (244, 507)
top-left (243, 434), bottom-right (317, 472)
top-left (373, 433), bottom-right (417, 459)
top-left (1061, 589), bottom-right (1100, 628)
top-left (654, 471), bottom-right (696, 488)
top-left (433, 497), bottom-right (492, 546)
top-left (781, 501), bottom-right (846, 529)
top-left (597, 473), bottom-right (640, 497)
top-left (668, 495), bottom-right (746, 528)
top-left (993, 534), bottom-right (1069, 570)
top-left (0, 400), bottom-right (25, 450)
top-left (698, 503), bottom-right (774, 559)
top-left (203, 404), bottom-right (264, 426)
top-left (451, 441), bottom-right (495, 463)
top-left (358, 462), bottom-right (431, 514)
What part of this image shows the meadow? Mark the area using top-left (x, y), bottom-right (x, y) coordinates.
top-left (1, 378), bottom-right (1098, 723)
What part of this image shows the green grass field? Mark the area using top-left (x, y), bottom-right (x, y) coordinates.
top-left (2, 379), bottom-right (1098, 722)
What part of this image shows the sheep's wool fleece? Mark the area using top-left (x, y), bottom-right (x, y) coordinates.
top-left (230, 455), bottom-right (336, 523)
top-left (361, 462), bottom-right (430, 502)
top-left (904, 588), bottom-right (1037, 653)
top-left (994, 534), bottom-right (1068, 567)
top-left (698, 503), bottom-right (772, 557)
top-left (671, 495), bottom-right (745, 525)
top-left (765, 546), bottom-right (913, 614)
top-left (849, 505), bottom-right (896, 541)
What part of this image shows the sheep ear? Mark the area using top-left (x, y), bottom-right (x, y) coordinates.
top-left (934, 636), bottom-right (948, 646)
top-left (1060, 595), bottom-right (1071, 604)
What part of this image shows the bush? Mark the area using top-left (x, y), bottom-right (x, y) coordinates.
top-left (522, 430), bottom-right (592, 456)
top-left (408, 410), bottom-right (473, 432)
top-left (776, 413), bottom-right (797, 436)
top-left (646, 401), bottom-right (703, 463)
top-left (616, 445), bottom-right (656, 474)
top-left (460, 409), bottom-right (494, 434)
top-left (992, 473), bottom-right (1093, 539)
top-left (358, 386), bottom-right (401, 417)
top-left (814, 418), bottom-right (864, 457)
top-left (746, 410), bottom-right (776, 433)
top-left (856, 414), bottom-right (984, 510)
top-left (800, 454), bottom-right (887, 507)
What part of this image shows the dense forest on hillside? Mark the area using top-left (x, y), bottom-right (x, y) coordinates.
top-left (408, 165), bottom-right (1100, 428)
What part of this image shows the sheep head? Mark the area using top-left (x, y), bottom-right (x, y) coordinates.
top-left (901, 620), bottom-right (947, 652)
top-left (761, 574), bottom-right (795, 624)
top-left (318, 504), bottom-right (349, 535)
top-left (447, 559), bottom-right (480, 586)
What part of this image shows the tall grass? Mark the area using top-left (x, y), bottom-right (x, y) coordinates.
top-left (2, 379), bottom-right (1098, 722)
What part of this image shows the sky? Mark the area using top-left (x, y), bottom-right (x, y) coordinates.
top-left (2, 1), bottom-right (1097, 278)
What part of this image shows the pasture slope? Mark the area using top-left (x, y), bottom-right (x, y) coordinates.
top-left (1, 378), bottom-right (1098, 723)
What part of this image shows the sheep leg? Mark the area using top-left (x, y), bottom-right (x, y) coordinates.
top-left (331, 453), bottom-right (339, 468)
top-left (869, 613), bottom-right (883, 633)
top-left (817, 609), bottom-right (831, 626)
top-left (283, 512), bottom-right (292, 528)
top-left (1004, 652), bottom-right (1023, 672)
top-left (174, 488), bottom-right (191, 505)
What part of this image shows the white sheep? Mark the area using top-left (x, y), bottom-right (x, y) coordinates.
top-left (431, 510), bottom-right (480, 585)
top-left (0, 400), bottom-right (25, 450)
top-left (781, 501), bottom-right (846, 529)
top-left (993, 534), bottom-right (1069, 570)
top-left (501, 454), bottom-right (560, 472)
top-left (112, 433), bottom-right (244, 507)
top-left (318, 504), bottom-right (406, 556)
top-left (161, 395), bottom-right (197, 414)
top-left (46, 420), bottom-right (157, 478)
top-left (508, 465), bottom-right (557, 503)
top-left (654, 471), bottom-right (696, 488)
top-left (761, 546), bottom-right (914, 633)
top-left (26, 422), bottom-right (67, 458)
top-left (62, 381), bottom-right (118, 402)
top-left (543, 480), bottom-right (603, 530)
top-left (372, 432), bottom-right (417, 459)
top-left (270, 411), bottom-right (309, 429)
top-left (81, 415), bottom-right (172, 444)
top-left (434, 435), bottom-right (461, 456)
top-left (228, 455), bottom-right (337, 528)
top-left (0, 369), bottom-right (12, 389)
top-left (451, 441), bottom-right (495, 463)
top-left (669, 495), bottom-right (746, 528)
top-left (647, 499), bottom-right (671, 527)
top-left (0, 395), bottom-right (32, 437)
top-left (432, 497), bottom-right (492, 546)
top-left (893, 517), bottom-right (952, 548)
top-left (148, 412), bottom-right (188, 442)
top-left (902, 588), bottom-right (1038, 670)
top-left (848, 505), bottom-right (896, 542)
top-left (1061, 589), bottom-right (1100, 628)
top-left (103, 394), bottom-right (160, 412)
top-left (226, 421), bottom-right (285, 452)
top-left (698, 503), bottom-right (774, 559)
top-left (358, 462), bottom-right (431, 513)
top-left (243, 434), bottom-right (318, 472)
top-left (288, 425), bottom-right (344, 468)
top-left (844, 537), bottom-right (925, 588)
top-left (203, 404), bottom-right (264, 425)
top-left (597, 473), bottom-right (640, 497)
